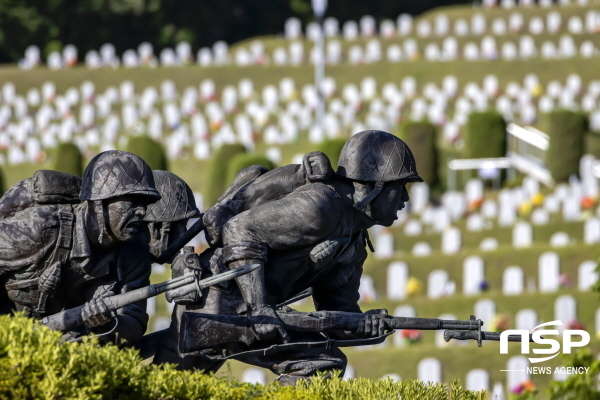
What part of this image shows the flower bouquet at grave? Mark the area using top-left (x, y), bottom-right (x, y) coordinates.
top-left (517, 201), bottom-right (532, 217)
top-left (531, 193), bottom-right (544, 207)
top-left (510, 379), bottom-right (537, 400)
top-left (400, 329), bottom-right (422, 345)
top-left (566, 319), bottom-right (585, 331)
top-left (478, 279), bottom-right (489, 292)
top-left (559, 273), bottom-right (572, 289)
top-left (581, 196), bottom-right (597, 210)
top-left (467, 198), bottom-right (484, 213)
top-left (405, 277), bottom-right (423, 298)
top-left (489, 313), bottom-right (511, 332)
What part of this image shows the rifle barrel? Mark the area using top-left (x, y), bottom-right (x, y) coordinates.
top-left (385, 316), bottom-right (482, 331)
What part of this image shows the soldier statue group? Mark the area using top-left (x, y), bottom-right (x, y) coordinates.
top-left (0, 130), bottom-right (525, 385)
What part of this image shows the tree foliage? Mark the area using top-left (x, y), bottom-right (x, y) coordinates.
top-left (126, 135), bottom-right (168, 171)
top-left (544, 110), bottom-right (587, 183)
top-left (0, 0), bottom-right (472, 63)
top-left (226, 153), bottom-right (275, 186)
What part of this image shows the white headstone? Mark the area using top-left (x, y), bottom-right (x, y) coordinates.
top-left (506, 357), bottom-right (530, 392)
top-left (466, 214), bottom-right (485, 232)
top-left (441, 227), bottom-right (461, 254)
top-left (516, 309), bottom-right (538, 331)
top-left (412, 242), bottom-right (432, 257)
top-left (578, 261), bottom-right (598, 291)
top-left (480, 237), bottom-right (499, 251)
top-left (418, 358), bottom-right (442, 383)
top-left (550, 232), bottom-right (570, 247)
top-left (539, 252), bottom-right (560, 292)
top-left (464, 256), bottom-right (485, 295)
top-left (409, 182), bottom-right (429, 212)
top-left (503, 266), bottom-right (524, 295)
top-left (387, 262), bottom-right (408, 300)
top-left (375, 229), bottom-right (394, 259)
top-left (359, 275), bottom-right (377, 302)
top-left (512, 222), bottom-right (532, 248)
top-left (474, 299), bottom-right (496, 325)
top-left (242, 368), bottom-right (266, 384)
top-left (466, 369), bottom-right (489, 391)
top-left (554, 295), bottom-right (577, 324)
top-left (428, 270), bottom-right (449, 299)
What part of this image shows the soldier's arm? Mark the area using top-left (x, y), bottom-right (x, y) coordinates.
top-left (105, 239), bottom-right (151, 346)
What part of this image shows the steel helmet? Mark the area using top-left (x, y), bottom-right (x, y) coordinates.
top-left (80, 150), bottom-right (160, 201)
top-left (145, 170), bottom-right (201, 223)
top-left (337, 130), bottom-right (423, 183)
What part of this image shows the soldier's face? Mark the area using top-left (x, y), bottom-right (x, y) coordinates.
top-left (106, 196), bottom-right (147, 241)
top-left (370, 181), bottom-right (409, 227)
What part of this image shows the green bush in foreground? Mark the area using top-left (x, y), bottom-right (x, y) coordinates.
top-left (0, 314), bottom-right (486, 400)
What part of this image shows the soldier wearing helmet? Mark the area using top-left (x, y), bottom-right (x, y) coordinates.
top-left (155, 130), bottom-right (421, 384)
top-left (144, 170), bottom-right (201, 262)
top-left (0, 150), bottom-right (159, 346)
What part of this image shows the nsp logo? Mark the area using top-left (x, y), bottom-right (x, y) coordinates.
top-left (499, 320), bottom-right (590, 363)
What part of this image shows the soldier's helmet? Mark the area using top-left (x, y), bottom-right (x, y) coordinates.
top-left (80, 150), bottom-right (160, 201)
top-left (337, 130), bottom-right (423, 183)
top-left (144, 170), bottom-right (201, 223)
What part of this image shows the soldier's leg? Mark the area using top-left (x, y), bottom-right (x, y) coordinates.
top-left (235, 347), bottom-right (348, 386)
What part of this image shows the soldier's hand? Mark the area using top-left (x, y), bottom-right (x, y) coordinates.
top-left (250, 305), bottom-right (290, 343)
top-left (354, 309), bottom-right (388, 338)
top-left (81, 299), bottom-right (115, 329)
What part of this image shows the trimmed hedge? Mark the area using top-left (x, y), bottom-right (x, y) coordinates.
top-left (317, 138), bottom-right (347, 170)
top-left (204, 143), bottom-right (247, 207)
top-left (397, 122), bottom-right (439, 186)
top-left (544, 110), bottom-right (588, 183)
top-left (126, 136), bottom-right (168, 171)
top-left (464, 111), bottom-right (507, 159)
top-left (226, 153), bottom-right (275, 185)
top-left (0, 314), bottom-right (485, 400)
top-left (52, 142), bottom-right (83, 177)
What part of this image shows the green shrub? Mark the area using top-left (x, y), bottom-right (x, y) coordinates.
top-left (548, 350), bottom-right (600, 400)
top-left (126, 136), bottom-right (168, 171)
top-left (226, 153), bottom-right (275, 186)
top-left (0, 314), bottom-right (485, 400)
top-left (544, 111), bottom-right (587, 183)
top-left (204, 143), bottom-right (246, 207)
top-left (464, 111), bottom-right (507, 159)
top-left (397, 122), bottom-right (439, 186)
top-left (317, 138), bottom-right (347, 170)
top-left (584, 132), bottom-right (600, 158)
top-left (52, 142), bottom-right (83, 177)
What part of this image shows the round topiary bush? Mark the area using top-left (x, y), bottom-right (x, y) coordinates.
top-left (545, 110), bottom-right (588, 183)
top-left (52, 142), bottom-right (83, 177)
top-left (465, 111), bottom-right (507, 159)
top-left (204, 143), bottom-right (247, 207)
top-left (126, 136), bottom-right (168, 171)
top-left (226, 153), bottom-right (275, 185)
top-left (397, 122), bottom-right (439, 186)
top-left (317, 138), bottom-right (347, 169)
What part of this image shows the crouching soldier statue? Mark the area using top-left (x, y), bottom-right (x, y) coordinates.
top-left (0, 150), bottom-right (160, 346)
top-left (154, 130), bottom-right (423, 384)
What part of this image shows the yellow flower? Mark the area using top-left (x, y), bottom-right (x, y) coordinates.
top-left (406, 277), bottom-right (423, 297)
top-left (531, 193), bottom-right (544, 207)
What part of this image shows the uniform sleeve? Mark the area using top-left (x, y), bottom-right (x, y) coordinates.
top-left (311, 236), bottom-right (368, 313)
top-left (0, 207), bottom-right (59, 275)
top-left (221, 184), bottom-right (344, 262)
top-left (112, 239), bottom-right (151, 346)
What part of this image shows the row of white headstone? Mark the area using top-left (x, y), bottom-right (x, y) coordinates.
top-left (283, 6), bottom-right (599, 41)
top-left (382, 255), bottom-right (598, 300)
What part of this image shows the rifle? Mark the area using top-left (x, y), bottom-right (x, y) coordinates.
top-left (40, 263), bottom-right (259, 333)
top-left (179, 309), bottom-right (533, 359)
top-left (157, 218), bottom-right (205, 264)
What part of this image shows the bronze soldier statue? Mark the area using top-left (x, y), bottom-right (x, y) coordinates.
top-left (144, 170), bottom-right (202, 263)
top-left (154, 130), bottom-right (423, 384)
top-left (0, 150), bottom-right (160, 345)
